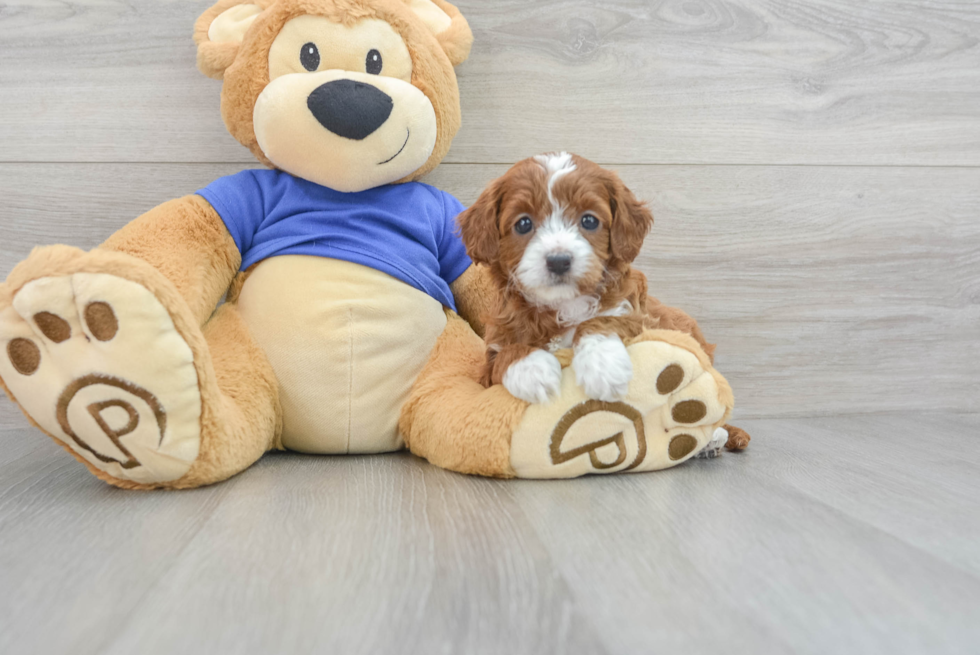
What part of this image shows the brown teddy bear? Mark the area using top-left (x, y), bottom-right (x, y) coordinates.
top-left (0, 0), bottom-right (743, 489)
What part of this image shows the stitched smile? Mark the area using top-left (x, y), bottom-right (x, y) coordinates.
top-left (378, 128), bottom-right (410, 165)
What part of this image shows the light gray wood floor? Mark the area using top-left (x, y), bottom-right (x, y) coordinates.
top-left (2, 413), bottom-right (979, 654)
top-left (1, 0), bottom-right (979, 653)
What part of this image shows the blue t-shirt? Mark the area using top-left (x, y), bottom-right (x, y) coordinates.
top-left (197, 170), bottom-right (471, 310)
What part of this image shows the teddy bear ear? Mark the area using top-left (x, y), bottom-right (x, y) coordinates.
top-left (405, 0), bottom-right (473, 66)
top-left (194, 1), bottom-right (266, 80)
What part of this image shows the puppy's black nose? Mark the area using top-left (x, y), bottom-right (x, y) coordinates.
top-left (307, 79), bottom-right (393, 140)
top-left (546, 253), bottom-right (572, 276)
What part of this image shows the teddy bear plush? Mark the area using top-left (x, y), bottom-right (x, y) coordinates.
top-left (0, 0), bottom-right (744, 489)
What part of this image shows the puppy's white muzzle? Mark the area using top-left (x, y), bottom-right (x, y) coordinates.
top-left (516, 216), bottom-right (597, 306)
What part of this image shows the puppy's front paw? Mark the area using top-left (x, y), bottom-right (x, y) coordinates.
top-left (573, 334), bottom-right (633, 401)
top-left (503, 349), bottom-right (563, 404)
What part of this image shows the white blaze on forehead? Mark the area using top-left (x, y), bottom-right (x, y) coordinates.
top-left (516, 153), bottom-right (596, 308)
top-left (534, 151), bottom-right (577, 211)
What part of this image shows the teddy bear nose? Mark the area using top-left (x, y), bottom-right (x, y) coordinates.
top-left (307, 79), bottom-right (394, 140)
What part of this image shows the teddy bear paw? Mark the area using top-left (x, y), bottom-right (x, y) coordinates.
top-left (508, 334), bottom-right (732, 478)
top-left (0, 272), bottom-right (202, 484)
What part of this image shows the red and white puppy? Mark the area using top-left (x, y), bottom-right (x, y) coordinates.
top-left (457, 152), bottom-right (657, 404)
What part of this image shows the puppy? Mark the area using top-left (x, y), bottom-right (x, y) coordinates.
top-left (457, 152), bottom-right (659, 404)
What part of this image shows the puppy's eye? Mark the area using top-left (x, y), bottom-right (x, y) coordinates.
top-left (366, 49), bottom-right (383, 75)
top-left (514, 217), bottom-right (534, 235)
top-left (300, 42), bottom-right (320, 71)
top-left (580, 214), bottom-right (600, 231)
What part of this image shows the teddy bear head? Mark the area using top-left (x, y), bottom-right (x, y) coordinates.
top-left (194, 0), bottom-right (472, 192)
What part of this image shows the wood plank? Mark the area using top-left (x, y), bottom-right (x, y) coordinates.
top-left (90, 454), bottom-right (604, 655)
top-left (739, 413), bottom-right (980, 578)
top-left (607, 164), bottom-right (980, 420)
top-left (0, 404), bottom-right (27, 433)
top-left (0, 418), bottom-right (604, 653)
top-left (0, 0), bottom-right (978, 165)
top-left (0, 440), bottom-right (232, 655)
top-left (1, 414), bottom-right (979, 653)
top-left (0, 424), bottom-right (52, 464)
top-left (2, 162), bottom-right (978, 419)
top-left (507, 415), bottom-right (980, 655)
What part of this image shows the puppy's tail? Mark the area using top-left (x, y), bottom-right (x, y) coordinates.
top-left (723, 424), bottom-right (751, 450)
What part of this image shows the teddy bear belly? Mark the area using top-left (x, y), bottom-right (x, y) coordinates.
top-left (235, 255), bottom-right (448, 454)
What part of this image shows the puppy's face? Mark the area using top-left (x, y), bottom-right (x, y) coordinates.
top-left (459, 153), bottom-right (653, 307)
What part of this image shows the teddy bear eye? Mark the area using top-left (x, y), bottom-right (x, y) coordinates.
top-left (366, 49), bottom-right (383, 75)
top-left (580, 214), bottom-right (600, 231)
top-left (514, 216), bottom-right (534, 235)
top-left (300, 42), bottom-right (320, 72)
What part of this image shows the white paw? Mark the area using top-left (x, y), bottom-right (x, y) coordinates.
top-left (0, 273), bottom-right (202, 484)
top-left (509, 336), bottom-right (734, 479)
top-left (573, 334), bottom-right (633, 401)
top-left (503, 349), bottom-right (563, 404)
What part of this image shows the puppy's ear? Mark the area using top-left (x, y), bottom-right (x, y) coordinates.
top-left (406, 0), bottom-right (474, 66)
top-left (457, 181), bottom-right (503, 266)
top-left (606, 173), bottom-right (654, 264)
top-left (194, 0), bottom-right (266, 80)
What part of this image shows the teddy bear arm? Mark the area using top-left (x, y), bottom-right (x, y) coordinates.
top-left (645, 295), bottom-right (716, 362)
top-left (99, 195), bottom-right (242, 326)
top-left (448, 263), bottom-right (498, 339)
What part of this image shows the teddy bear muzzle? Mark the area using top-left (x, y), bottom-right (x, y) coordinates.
top-left (253, 70), bottom-right (438, 193)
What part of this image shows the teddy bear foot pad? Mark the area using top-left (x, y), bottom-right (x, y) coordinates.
top-left (0, 272), bottom-right (202, 484)
top-left (509, 332), bottom-right (733, 478)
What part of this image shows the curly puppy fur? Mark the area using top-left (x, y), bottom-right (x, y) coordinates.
top-left (457, 154), bottom-right (716, 386)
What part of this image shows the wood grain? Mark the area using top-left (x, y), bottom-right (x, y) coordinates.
top-left (507, 413), bottom-right (980, 655)
top-left (2, 162), bottom-right (978, 421)
top-left (0, 419), bottom-right (49, 463)
top-left (739, 413), bottom-right (980, 578)
top-left (0, 441), bottom-right (232, 655)
top-left (1, 1), bottom-right (979, 653)
top-left (103, 455), bottom-right (606, 655)
top-left (0, 405), bottom-right (26, 433)
top-left (0, 441), bottom-right (606, 655)
top-left (0, 414), bottom-right (978, 654)
top-left (0, 0), bottom-right (978, 164)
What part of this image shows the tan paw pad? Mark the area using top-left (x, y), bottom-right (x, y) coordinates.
top-left (0, 273), bottom-right (201, 484)
top-left (509, 336), bottom-right (732, 478)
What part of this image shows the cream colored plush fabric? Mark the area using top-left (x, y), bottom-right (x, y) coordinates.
top-left (509, 333), bottom-right (732, 479)
top-left (252, 68), bottom-right (437, 193)
top-left (237, 255), bottom-right (447, 453)
top-left (407, 0), bottom-right (452, 34)
top-left (208, 4), bottom-right (262, 43)
top-left (0, 274), bottom-right (201, 483)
